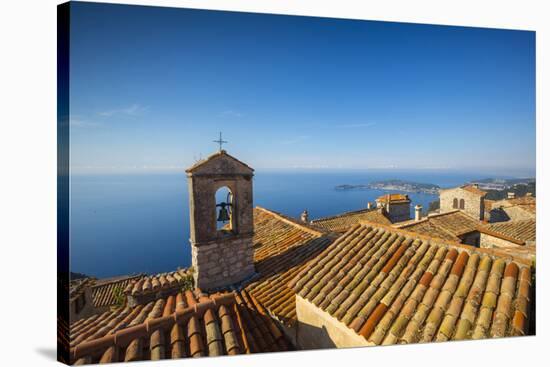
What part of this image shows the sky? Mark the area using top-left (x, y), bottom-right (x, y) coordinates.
top-left (68, 2), bottom-right (536, 176)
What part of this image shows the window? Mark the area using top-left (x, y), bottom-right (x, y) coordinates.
top-left (215, 186), bottom-right (234, 231)
top-left (459, 199), bottom-right (465, 210)
top-left (452, 198), bottom-right (458, 209)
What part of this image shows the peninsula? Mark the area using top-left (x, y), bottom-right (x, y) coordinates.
top-left (335, 179), bottom-right (440, 194)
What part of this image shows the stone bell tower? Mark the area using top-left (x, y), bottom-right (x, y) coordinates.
top-left (186, 149), bottom-right (255, 290)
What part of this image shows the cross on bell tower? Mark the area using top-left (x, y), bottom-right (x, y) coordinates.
top-left (213, 132), bottom-right (228, 151)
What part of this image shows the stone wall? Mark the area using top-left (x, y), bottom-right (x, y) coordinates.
top-left (69, 288), bottom-right (95, 324)
top-left (440, 188), bottom-right (484, 220)
top-left (295, 295), bottom-right (371, 349)
top-left (192, 235), bottom-right (255, 290)
top-left (480, 233), bottom-right (519, 249)
top-left (387, 202), bottom-right (410, 223)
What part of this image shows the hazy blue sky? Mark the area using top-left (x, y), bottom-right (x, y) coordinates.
top-left (69, 2), bottom-right (535, 176)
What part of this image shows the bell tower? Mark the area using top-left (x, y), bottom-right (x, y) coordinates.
top-left (186, 148), bottom-right (255, 290)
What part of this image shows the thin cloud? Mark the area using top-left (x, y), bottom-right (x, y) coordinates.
top-left (98, 104), bottom-right (148, 117)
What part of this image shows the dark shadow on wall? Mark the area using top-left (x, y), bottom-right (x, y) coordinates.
top-left (295, 321), bottom-right (338, 350)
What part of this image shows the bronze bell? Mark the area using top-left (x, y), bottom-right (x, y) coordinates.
top-left (216, 202), bottom-right (231, 222)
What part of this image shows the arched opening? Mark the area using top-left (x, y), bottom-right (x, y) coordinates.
top-left (459, 199), bottom-right (465, 210)
top-left (215, 186), bottom-right (234, 232)
top-left (452, 198), bottom-right (458, 209)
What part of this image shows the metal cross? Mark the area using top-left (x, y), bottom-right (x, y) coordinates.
top-left (213, 132), bottom-right (228, 151)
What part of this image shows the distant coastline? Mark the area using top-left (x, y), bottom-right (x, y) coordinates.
top-left (335, 179), bottom-right (440, 194)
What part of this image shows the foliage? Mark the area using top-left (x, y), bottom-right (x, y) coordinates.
top-left (112, 285), bottom-right (125, 308)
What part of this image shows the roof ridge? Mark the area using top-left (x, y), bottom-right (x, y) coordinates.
top-left (311, 207), bottom-right (382, 223)
top-left (255, 206), bottom-right (325, 236)
top-left (356, 220), bottom-right (532, 266)
top-left (185, 150), bottom-right (254, 173)
top-left (71, 293), bottom-right (237, 360)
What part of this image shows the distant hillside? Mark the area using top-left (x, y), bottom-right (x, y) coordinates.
top-left (336, 179), bottom-right (439, 194)
top-left (484, 181), bottom-right (536, 200)
top-left (70, 271), bottom-right (93, 280)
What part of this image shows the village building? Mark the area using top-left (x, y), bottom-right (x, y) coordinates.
top-left (439, 184), bottom-right (487, 220)
top-left (67, 150), bottom-right (535, 364)
top-left (395, 209), bottom-right (483, 246)
top-left (375, 194), bottom-right (411, 223)
top-left (310, 207), bottom-right (392, 233)
top-left (478, 219), bottom-right (536, 262)
top-left (488, 193), bottom-right (536, 222)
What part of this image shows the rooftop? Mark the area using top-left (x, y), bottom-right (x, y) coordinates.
top-left (395, 210), bottom-right (483, 242)
top-left (292, 222), bottom-right (533, 344)
top-left (92, 274), bottom-right (144, 309)
top-left (460, 185), bottom-right (487, 196)
top-left (243, 207), bottom-right (334, 325)
top-left (481, 219), bottom-right (536, 245)
top-left (494, 195), bottom-right (536, 215)
top-left (375, 194), bottom-right (411, 204)
top-left (311, 208), bottom-right (392, 233)
top-left (70, 289), bottom-right (289, 364)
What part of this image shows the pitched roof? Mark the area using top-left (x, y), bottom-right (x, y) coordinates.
top-left (185, 150), bottom-right (254, 175)
top-left (481, 219), bottom-right (536, 245)
top-left (493, 195), bottom-right (536, 215)
top-left (460, 185), bottom-right (487, 196)
top-left (311, 208), bottom-right (392, 233)
top-left (70, 289), bottom-right (289, 364)
top-left (123, 269), bottom-right (193, 297)
top-left (92, 275), bottom-right (144, 308)
top-left (244, 207), bottom-right (334, 325)
top-left (375, 194), bottom-right (410, 204)
top-left (396, 210), bottom-right (482, 241)
top-left (292, 222), bottom-right (533, 345)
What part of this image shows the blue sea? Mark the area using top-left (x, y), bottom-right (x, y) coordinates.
top-left (70, 170), bottom-right (496, 278)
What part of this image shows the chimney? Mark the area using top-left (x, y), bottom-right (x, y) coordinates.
top-left (526, 192), bottom-right (533, 197)
top-left (385, 194), bottom-right (391, 212)
top-left (414, 205), bottom-right (423, 221)
top-left (367, 202), bottom-right (373, 210)
top-left (300, 210), bottom-right (309, 223)
top-left (507, 192), bottom-right (516, 199)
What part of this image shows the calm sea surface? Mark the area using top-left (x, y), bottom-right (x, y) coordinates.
top-left (70, 170), bottom-right (493, 278)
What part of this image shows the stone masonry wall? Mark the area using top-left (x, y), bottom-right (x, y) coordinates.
top-left (480, 233), bottom-right (519, 249)
top-left (440, 188), bottom-right (484, 220)
top-left (192, 235), bottom-right (255, 290)
top-left (295, 295), bottom-right (371, 349)
top-left (387, 202), bottom-right (410, 223)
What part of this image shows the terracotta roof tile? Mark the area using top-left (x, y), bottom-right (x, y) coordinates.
top-left (376, 194), bottom-right (411, 204)
top-left (460, 185), bottom-right (487, 196)
top-left (70, 289), bottom-right (289, 364)
top-left (396, 210), bottom-right (483, 241)
top-left (91, 274), bottom-right (144, 308)
top-left (244, 207), bottom-right (333, 326)
top-left (482, 219), bottom-right (536, 244)
top-left (311, 208), bottom-right (392, 233)
top-left (293, 221), bottom-right (533, 344)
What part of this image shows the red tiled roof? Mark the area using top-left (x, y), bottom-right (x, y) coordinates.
top-left (396, 210), bottom-right (483, 241)
top-left (292, 222), bottom-right (533, 344)
top-left (481, 219), bottom-right (536, 245)
top-left (70, 289), bottom-right (289, 364)
top-left (375, 194), bottom-right (410, 204)
top-left (494, 196), bottom-right (536, 215)
top-left (461, 185), bottom-right (487, 196)
top-left (311, 208), bottom-right (392, 233)
top-left (245, 207), bottom-right (334, 325)
top-left (92, 275), bottom-right (144, 308)
top-left (124, 269), bottom-right (192, 297)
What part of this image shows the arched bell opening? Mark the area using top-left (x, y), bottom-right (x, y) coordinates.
top-left (215, 186), bottom-right (234, 232)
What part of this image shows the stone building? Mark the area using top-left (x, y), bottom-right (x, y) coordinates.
top-left (439, 184), bottom-right (487, 220)
top-left (395, 209), bottom-right (483, 246)
top-left (186, 150), bottom-right (256, 290)
top-left (69, 278), bottom-right (96, 323)
top-left (488, 194), bottom-right (536, 222)
top-left (478, 219), bottom-right (536, 262)
top-left (375, 194), bottom-right (411, 223)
